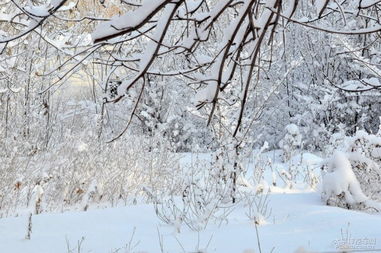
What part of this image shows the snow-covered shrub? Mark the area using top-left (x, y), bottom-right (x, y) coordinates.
top-left (321, 151), bottom-right (368, 209)
top-left (326, 130), bottom-right (381, 202)
top-left (325, 124), bottom-right (347, 154)
top-left (154, 154), bottom-right (236, 232)
top-left (154, 140), bottom-right (273, 231)
top-left (344, 130), bottom-right (381, 201)
top-left (279, 124), bottom-right (302, 161)
top-left (244, 190), bottom-right (271, 225)
top-left (0, 129), bottom-right (183, 217)
top-left (31, 183), bottom-right (44, 214)
top-left (249, 142), bottom-right (271, 186)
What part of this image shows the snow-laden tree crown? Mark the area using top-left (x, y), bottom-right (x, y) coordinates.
top-left (2, 0), bottom-right (381, 140)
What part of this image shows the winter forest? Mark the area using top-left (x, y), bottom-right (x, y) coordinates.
top-left (1, 0), bottom-right (381, 252)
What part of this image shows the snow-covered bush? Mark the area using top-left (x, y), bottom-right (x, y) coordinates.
top-left (154, 138), bottom-right (274, 232)
top-left (279, 124), bottom-right (302, 161)
top-left (321, 151), bottom-right (368, 209)
top-left (326, 130), bottom-right (381, 202)
top-left (0, 122), bottom-right (183, 217)
top-left (343, 130), bottom-right (381, 201)
top-left (154, 152), bottom-right (238, 232)
top-left (244, 190), bottom-right (271, 226)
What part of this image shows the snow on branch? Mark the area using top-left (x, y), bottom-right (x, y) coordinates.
top-left (0, 0), bottom-right (70, 44)
top-left (2, 0), bottom-right (381, 140)
top-left (115, 0), bottom-right (184, 96)
top-left (92, 0), bottom-right (172, 44)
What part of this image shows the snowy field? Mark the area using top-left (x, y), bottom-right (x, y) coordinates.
top-left (1, 152), bottom-right (380, 253)
top-left (0, 191), bottom-right (380, 253)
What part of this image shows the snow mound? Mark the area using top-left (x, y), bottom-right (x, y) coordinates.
top-left (321, 151), bottom-right (368, 208)
top-left (329, 129), bottom-right (381, 201)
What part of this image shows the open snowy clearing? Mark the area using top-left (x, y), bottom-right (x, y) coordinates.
top-left (1, 191), bottom-right (380, 253)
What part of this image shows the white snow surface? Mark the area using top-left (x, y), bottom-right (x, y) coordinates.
top-left (1, 192), bottom-right (380, 253)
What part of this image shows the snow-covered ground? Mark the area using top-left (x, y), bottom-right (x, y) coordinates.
top-left (1, 151), bottom-right (380, 253)
top-left (1, 191), bottom-right (380, 253)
